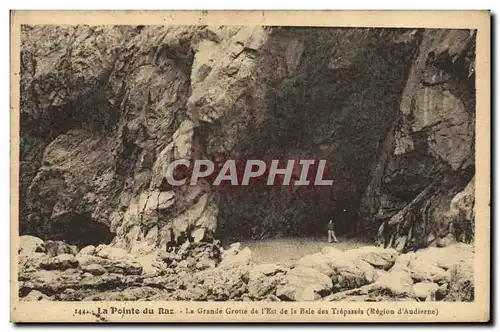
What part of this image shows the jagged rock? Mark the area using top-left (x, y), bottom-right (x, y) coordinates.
top-left (276, 266), bottom-right (332, 301)
top-left (449, 177), bottom-right (475, 242)
top-left (39, 254), bottom-right (79, 271)
top-left (413, 281), bottom-right (439, 301)
top-left (22, 290), bottom-right (51, 301)
top-left (446, 260), bottom-right (474, 301)
top-left (19, 235), bottom-right (45, 254)
top-left (142, 275), bottom-right (178, 290)
top-left (191, 228), bottom-right (205, 243)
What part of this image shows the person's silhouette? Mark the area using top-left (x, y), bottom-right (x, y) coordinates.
top-left (327, 219), bottom-right (339, 243)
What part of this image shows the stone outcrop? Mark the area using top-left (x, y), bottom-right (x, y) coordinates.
top-left (359, 29), bottom-right (476, 250)
top-left (18, 236), bottom-right (474, 302)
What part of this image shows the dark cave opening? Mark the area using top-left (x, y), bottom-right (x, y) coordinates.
top-left (214, 28), bottom-right (417, 243)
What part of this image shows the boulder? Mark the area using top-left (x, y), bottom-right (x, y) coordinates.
top-left (413, 244), bottom-right (474, 270)
top-left (22, 290), bottom-right (51, 301)
top-left (390, 252), bottom-right (415, 273)
top-left (295, 249), bottom-right (376, 292)
top-left (276, 266), bottom-right (332, 301)
top-left (445, 260), bottom-right (474, 302)
top-left (248, 274), bottom-right (283, 299)
top-left (81, 263), bottom-right (105, 276)
top-left (191, 228), bottom-right (206, 243)
top-left (436, 283), bottom-right (449, 300)
top-left (222, 242), bottom-right (241, 258)
top-left (95, 246), bottom-right (128, 260)
top-left (346, 246), bottom-right (398, 270)
top-left (247, 264), bottom-right (287, 299)
top-left (295, 253), bottom-right (336, 276)
top-left (19, 252), bottom-right (47, 273)
top-left (370, 271), bottom-right (414, 297)
top-left (44, 240), bottom-right (78, 257)
top-left (413, 282), bottom-right (439, 301)
top-left (39, 254), bottom-right (79, 271)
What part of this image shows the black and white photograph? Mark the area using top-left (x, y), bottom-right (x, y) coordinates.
top-left (10, 10), bottom-right (490, 323)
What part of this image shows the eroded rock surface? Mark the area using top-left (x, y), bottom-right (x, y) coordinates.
top-left (18, 26), bottom-right (476, 302)
top-left (19, 237), bottom-right (474, 302)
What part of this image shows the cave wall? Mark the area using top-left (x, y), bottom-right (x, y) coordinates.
top-left (358, 29), bottom-right (476, 250)
top-left (19, 25), bottom-right (476, 251)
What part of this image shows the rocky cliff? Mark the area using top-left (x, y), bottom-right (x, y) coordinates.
top-left (19, 25), bottom-right (476, 252)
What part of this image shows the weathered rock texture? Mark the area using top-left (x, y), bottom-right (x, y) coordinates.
top-left (359, 29), bottom-right (476, 250)
top-left (20, 26), bottom-right (475, 251)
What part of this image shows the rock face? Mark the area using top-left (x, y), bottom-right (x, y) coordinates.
top-left (359, 29), bottom-right (476, 250)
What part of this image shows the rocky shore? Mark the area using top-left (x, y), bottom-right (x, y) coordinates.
top-left (19, 235), bottom-right (474, 302)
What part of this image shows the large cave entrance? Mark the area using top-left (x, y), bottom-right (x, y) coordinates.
top-left (215, 28), bottom-right (417, 243)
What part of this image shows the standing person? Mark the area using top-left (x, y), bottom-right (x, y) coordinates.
top-left (327, 219), bottom-right (339, 243)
